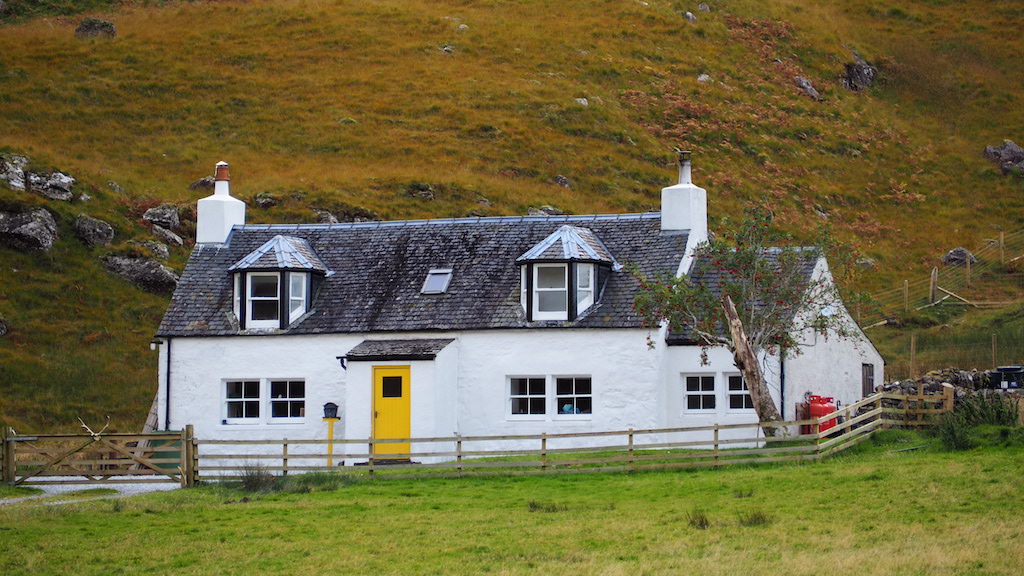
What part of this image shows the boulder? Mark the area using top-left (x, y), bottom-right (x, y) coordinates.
top-left (74, 18), bottom-right (116, 39)
top-left (942, 247), bottom-right (977, 268)
top-left (0, 154), bottom-right (29, 191)
top-left (143, 204), bottom-right (180, 230)
top-left (101, 255), bottom-right (179, 293)
top-left (983, 140), bottom-right (1024, 176)
top-left (697, 73), bottom-right (712, 83)
top-left (841, 53), bottom-right (876, 91)
top-left (698, 2), bottom-right (710, 11)
top-left (314, 209), bottom-right (339, 224)
top-left (0, 208), bottom-right (58, 252)
top-left (0, 316), bottom-right (8, 338)
top-left (554, 175), bottom-right (573, 189)
top-left (73, 214), bottom-right (115, 247)
top-left (128, 240), bottom-right (170, 260)
top-left (795, 76), bottom-right (821, 101)
top-left (152, 224), bottom-right (184, 246)
top-left (189, 176), bottom-right (215, 190)
top-left (528, 205), bottom-right (566, 216)
top-left (254, 192), bottom-right (278, 209)
top-left (27, 170), bottom-right (75, 201)
top-left (684, 11), bottom-right (697, 23)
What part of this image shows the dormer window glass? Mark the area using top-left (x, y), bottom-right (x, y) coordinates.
top-left (534, 264), bottom-right (568, 318)
top-left (421, 268), bottom-right (453, 295)
top-left (576, 264), bottom-right (594, 312)
top-left (233, 270), bottom-right (313, 330)
top-left (289, 272), bottom-right (307, 322)
top-left (248, 273), bottom-right (281, 328)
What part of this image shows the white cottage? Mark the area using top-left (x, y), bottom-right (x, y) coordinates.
top-left (154, 158), bottom-right (883, 460)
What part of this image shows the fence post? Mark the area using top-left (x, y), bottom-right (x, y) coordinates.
top-left (540, 434), bottom-right (547, 473)
top-left (189, 426), bottom-right (199, 487)
top-left (368, 440), bottom-right (374, 477)
top-left (627, 429), bottom-right (634, 473)
top-left (182, 424), bottom-right (195, 488)
top-left (282, 439), bottom-right (289, 477)
top-left (713, 424), bottom-right (720, 467)
top-left (2, 426), bottom-right (13, 485)
top-left (456, 434), bottom-right (463, 476)
top-left (179, 427), bottom-right (188, 488)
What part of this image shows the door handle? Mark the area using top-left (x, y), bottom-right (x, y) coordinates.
top-left (374, 411), bottom-right (378, 419)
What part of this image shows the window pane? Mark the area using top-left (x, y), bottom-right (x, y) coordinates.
top-left (728, 376), bottom-right (746, 391)
top-left (528, 378), bottom-right (545, 395)
top-left (251, 275), bottom-right (278, 297)
top-left (290, 273), bottom-right (305, 295)
top-left (511, 398), bottom-right (529, 414)
top-left (511, 378), bottom-right (528, 396)
top-left (538, 291), bottom-right (566, 312)
top-left (529, 398), bottom-right (545, 414)
top-left (575, 378), bottom-right (592, 395)
top-left (536, 266), bottom-right (565, 289)
top-left (226, 381), bottom-right (243, 399)
top-left (556, 378), bottom-right (572, 395)
top-left (252, 300), bottom-right (279, 321)
top-left (577, 265), bottom-right (591, 289)
top-left (382, 376), bottom-right (402, 398)
top-left (576, 396), bottom-right (592, 414)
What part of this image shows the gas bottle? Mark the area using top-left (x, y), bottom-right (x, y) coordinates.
top-left (808, 394), bottom-right (837, 433)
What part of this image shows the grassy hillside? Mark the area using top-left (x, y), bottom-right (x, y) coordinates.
top-left (1, 0), bottom-right (1023, 431)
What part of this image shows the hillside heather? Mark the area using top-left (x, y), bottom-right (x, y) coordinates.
top-left (1, 0), bottom-right (1023, 431)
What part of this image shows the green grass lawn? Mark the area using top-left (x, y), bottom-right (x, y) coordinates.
top-left (2, 430), bottom-right (1022, 575)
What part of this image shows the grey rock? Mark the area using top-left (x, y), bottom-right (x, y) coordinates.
top-left (0, 316), bottom-right (7, 338)
top-left (441, 44), bottom-right (455, 54)
top-left (528, 205), bottom-right (566, 216)
top-left (698, 2), bottom-right (710, 11)
top-left (697, 73), bottom-right (712, 83)
top-left (575, 97), bottom-right (589, 107)
top-left (101, 255), bottom-right (179, 293)
top-left (73, 214), bottom-right (115, 247)
top-left (942, 247), bottom-right (977, 268)
top-left (554, 175), bottom-right (573, 189)
top-left (457, 24), bottom-right (469, 31)
top-left (314, 209), bottom-right (340, 224)
top-left (684, 11), bottom-right (697, 23)
top-left (254, 192), bottom-right (278, 209)
top-left (983, 140), bottom-right (1024, 176)
top-left (152, 224), bottom-right (184, 246)
top-left (841, 53), bottom-right (876, 91)
top-left (0, 208), bottom-right (58, 252)
top-left (0, 154), bottom-right (29, 191)
top-left (795, 76), bottom-right (821, 101)
top-left (143, 204), bottom-right (180, 230)
top-left (107, 181), bottom-right (125, 194)
top-left (129, 240), bottom-right (170, 260)
top-left (74, 17), bottom-right (116, 39)
top-left (28, 170), bottom-right (76, 201)
top-left (856, 258), bottom-right (877, 270)
top-left (188, 176), bottom-right (215, 190)
top-left (77, 193), bottom-right (91, 203)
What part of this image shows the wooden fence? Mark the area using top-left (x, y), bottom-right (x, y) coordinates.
top-left (3, 389), bottom-right (952, 487)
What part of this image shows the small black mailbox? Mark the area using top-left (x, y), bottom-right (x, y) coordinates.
top-left (323, 402), bottom-right (339, 419)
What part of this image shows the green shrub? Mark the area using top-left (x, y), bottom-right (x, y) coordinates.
top-left (957, 391), bottom-right (1020, 427)
top-left (935, 412), bottom-right (974, 451)
top-left (687, 509), bottom-right (711, 529)
top-left (239, 463), bottom-right (277, 493)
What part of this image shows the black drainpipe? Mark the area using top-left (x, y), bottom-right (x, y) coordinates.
top-left (779, 351), bottom-right (786, 420)
top-left (164, 337), bottom-right (172, 430)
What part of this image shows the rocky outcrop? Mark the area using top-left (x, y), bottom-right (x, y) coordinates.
top-left (0, 208), bottom-right (58, 252)
top-left (942, 247), bottom-right (977, 267)
top-left (794, 76), bottom-right (821, 101)
top-left (842, 53), bottom-right (876, 91)
top-left (528, 205), bottom-right (566, 216)
top-left (0, 154), bottom-right (29, 190)
top-left (73, 214), bottom-right (115, 247)
top-left (143, 204), bottom-right (180, 230)
top-left (75, 18), bottom-right (116, 39)
top-left (101, 255), bottom-right (179, 293)
top-left (28, 171), bottom-right (76, 201)
top-left (983, 140), bottom-right (1024, 176)
top-left (152, 224), bottom-right (183, 246)
top-left (189, 176), bottom-right (215, 190)
top-left (0, 316), bottom-right (8, 337)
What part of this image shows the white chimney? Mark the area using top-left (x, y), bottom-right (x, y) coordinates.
top-left (661, 151), bottom-right (707, 240)
top-left (196, 161), bottom-right (246, 244)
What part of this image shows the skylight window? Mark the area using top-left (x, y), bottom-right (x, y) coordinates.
top-left (421, 268), bottom-right (453, 295)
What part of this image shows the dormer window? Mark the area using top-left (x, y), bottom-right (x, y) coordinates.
top-left (421, 268), bottom-right (453, 295)
top-left (516, 225), bottom-right (618, 322)
top-left (228, 235), bottom-right (330, 331)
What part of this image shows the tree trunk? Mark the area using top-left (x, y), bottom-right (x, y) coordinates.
top-left (722, 295), bottom-right (783, 436)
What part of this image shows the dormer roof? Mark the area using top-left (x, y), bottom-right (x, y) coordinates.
top-left (515, 225), bottom-right (618, 267)
top-left (228, 235), bottom-right (330, 273)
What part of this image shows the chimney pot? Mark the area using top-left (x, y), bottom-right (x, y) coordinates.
top-left (214, 161), bottom-right (230, 182)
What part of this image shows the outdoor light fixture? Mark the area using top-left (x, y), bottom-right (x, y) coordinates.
top-left (150, 340), bottom-right (163, 351)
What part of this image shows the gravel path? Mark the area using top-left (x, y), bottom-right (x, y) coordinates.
top-left (1, 477), bottom-right (180, 506)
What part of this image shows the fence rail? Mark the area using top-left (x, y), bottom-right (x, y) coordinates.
top-left (2, 390), bottom-right (953, 487)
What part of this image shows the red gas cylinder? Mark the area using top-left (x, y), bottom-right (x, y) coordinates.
top-left (808, 395), bottom-right (837, 432)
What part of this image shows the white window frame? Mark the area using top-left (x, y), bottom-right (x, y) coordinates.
top-left (575, 263), bottom-right (594, 315)
top-left (555, 376), bottom-right (593, 418)
top-left (726, 374), bottom-right (754, 411)
top-left (684, 374), bottom-right (716, 412)
top-left (224, 379), bottom-right (262, 424)
top-left (246, 272), bottom-right (281, 329)
top-left (270, 379), bottom-right (306, 422)
top-left (507, 374), bottom-right (593, 421)
top-left (288, 272), bottom-right (308, 323)
top-left (509, 376), bottom-right (547, 419)
top-left (532, 264), bottom-right (568, 320)
top-left (222, 378), bottom-right (307, 425)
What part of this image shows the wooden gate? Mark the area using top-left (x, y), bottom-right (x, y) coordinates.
top-left (1, 426), bottom-right (196, 487)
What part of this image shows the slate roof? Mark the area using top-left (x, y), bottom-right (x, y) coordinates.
top-left (345, 339), bottom-right (456, 361)
top-left (516, 225), bottom-right (618, 266)
top-left (156, 213), bottom-right (688, 337)
top-left (666, 248), bottom-right (820, 345)
top-left (228, 235), bottom-right (331, 273)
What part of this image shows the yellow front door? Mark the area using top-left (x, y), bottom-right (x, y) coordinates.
top-left (372, 366), bottom-right (411, 459)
